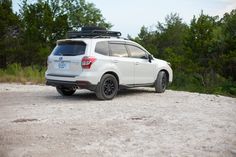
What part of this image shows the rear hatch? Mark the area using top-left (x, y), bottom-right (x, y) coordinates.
top-left (47, 39), bottom-right (90, 77)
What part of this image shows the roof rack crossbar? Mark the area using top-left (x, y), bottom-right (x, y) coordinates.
top-left (67, 30), bottom-right (122, 39)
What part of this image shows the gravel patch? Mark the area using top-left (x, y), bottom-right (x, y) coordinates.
top-left (0, 83), bottom-right (235, 157)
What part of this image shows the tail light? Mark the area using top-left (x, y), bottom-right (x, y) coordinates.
top-left (81, 56), bottom-right (96, 69)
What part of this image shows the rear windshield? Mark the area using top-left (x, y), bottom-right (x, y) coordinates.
top-left (52, 41), bottom-right (86, 56)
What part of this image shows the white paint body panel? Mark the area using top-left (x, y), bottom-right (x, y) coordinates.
top-left (45, 38), bottom-right (173, 86)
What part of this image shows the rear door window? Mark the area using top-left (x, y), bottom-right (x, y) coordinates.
top-left (95, 41), bottom-right (109, 56)
top-left (53, 41), bottom-right (86, 56)
top-left (109, 43), bottom-right (128, 57)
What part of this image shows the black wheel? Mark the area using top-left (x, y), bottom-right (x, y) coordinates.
top-left (155, 71), bottom-right (168, 93)
top-left (56, 87), bottom-right (76, 96)
top-left (96, 74), bottom-right (118, 100)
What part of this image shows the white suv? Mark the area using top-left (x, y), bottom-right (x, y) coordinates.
top-left (45, 27), bottom-right (173, 100)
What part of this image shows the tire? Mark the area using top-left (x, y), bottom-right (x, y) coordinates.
top-left (155, 71), bottom-right (168, 93)
top-left (56, 87), bottom-right (76, 96)
top-left (96, 74), bottom-right (118, 100)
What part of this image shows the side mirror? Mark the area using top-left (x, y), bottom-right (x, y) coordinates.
top-left (148, 54), bottom-right (153, 63)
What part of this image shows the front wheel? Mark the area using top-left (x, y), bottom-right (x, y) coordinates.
top-left (155, 71), bottom-right (168, 93)
top-left (96, 74), bottom-right (118, 100)
top-left (56, 87), bottom-right (76, 96)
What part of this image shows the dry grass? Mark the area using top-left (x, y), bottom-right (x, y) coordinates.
top-left (0, 63), bottom-right (45, 84)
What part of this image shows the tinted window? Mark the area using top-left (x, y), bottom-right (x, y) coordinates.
top-left (95, 41), bottom-right (109, 56)
top-left (53, 41), bottom-right (86, 56)
top-left (110, 43), bottom-right (128, 57)
top-left (127, 45), bottom-right (147, 59)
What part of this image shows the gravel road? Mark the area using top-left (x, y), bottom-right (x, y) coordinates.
top-left (0, 83), bottom-right (235, 157)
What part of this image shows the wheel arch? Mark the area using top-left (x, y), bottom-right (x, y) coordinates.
top-left (159, 69), bottom-right (169, 83)
top-left (102, 71), bottom-right (120, 85)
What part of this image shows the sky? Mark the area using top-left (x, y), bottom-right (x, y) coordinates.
top-left (12, 0), bottom-right (236, 37)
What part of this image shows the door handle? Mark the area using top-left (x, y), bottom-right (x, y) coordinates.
top-left (113, 60), bottom-right (118, 63)
top-left (135, 62), bottom-right (139, 65)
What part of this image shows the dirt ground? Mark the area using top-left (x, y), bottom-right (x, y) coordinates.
top-left (0, 83), bottom-right (235, 157)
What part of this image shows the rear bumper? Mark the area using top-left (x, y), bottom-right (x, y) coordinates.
top-left (45, 70), bottom-right (101, 84)
top-left (46, 79), bottom-right (77, 87)
top-left (46, 79), bottom-right (96, 91)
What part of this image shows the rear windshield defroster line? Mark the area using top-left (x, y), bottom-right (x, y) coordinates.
top-left (53, 41), bottom-right (86, 56)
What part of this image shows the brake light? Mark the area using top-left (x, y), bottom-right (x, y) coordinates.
top-left (81, 56), bottom-right (96, 69)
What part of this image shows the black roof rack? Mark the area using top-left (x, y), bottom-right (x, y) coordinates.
top-left (67, 27), bottom-right (122, 39)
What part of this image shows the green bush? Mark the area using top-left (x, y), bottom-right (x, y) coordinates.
top-left (169, 71), bottom-right (236, 96)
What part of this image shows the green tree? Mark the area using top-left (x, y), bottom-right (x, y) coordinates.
top-left (0, 0), bottom-right (20, 68)
top-left (63, 0), bottom-right (112, 29)
top-left (44, 0), bottom-right (112, 30)
top-left (135, 13), bottom-right (189, 72)
top-left (185, 12), bottom-right (220, 86)
top-left (20, 1), bottom-right (56, 65)
top-left (156, 13), bottom-right (188, 69)
top-left (220, 9), bottom-right (236, 81)
top-left (134, 26), bottom-right (158, 56)
top-left (19, 0), bottom-right (112, 66)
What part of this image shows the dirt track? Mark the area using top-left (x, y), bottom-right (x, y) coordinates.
top-left (0, 83), bottom-right (236, 157)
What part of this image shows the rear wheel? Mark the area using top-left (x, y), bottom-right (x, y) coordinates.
top-left (56, 87), bottom-right (76, 96)
top-left (155, 71), bottom-right (168, 93)
top-left (96, 74), bottom-right (118, 100)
